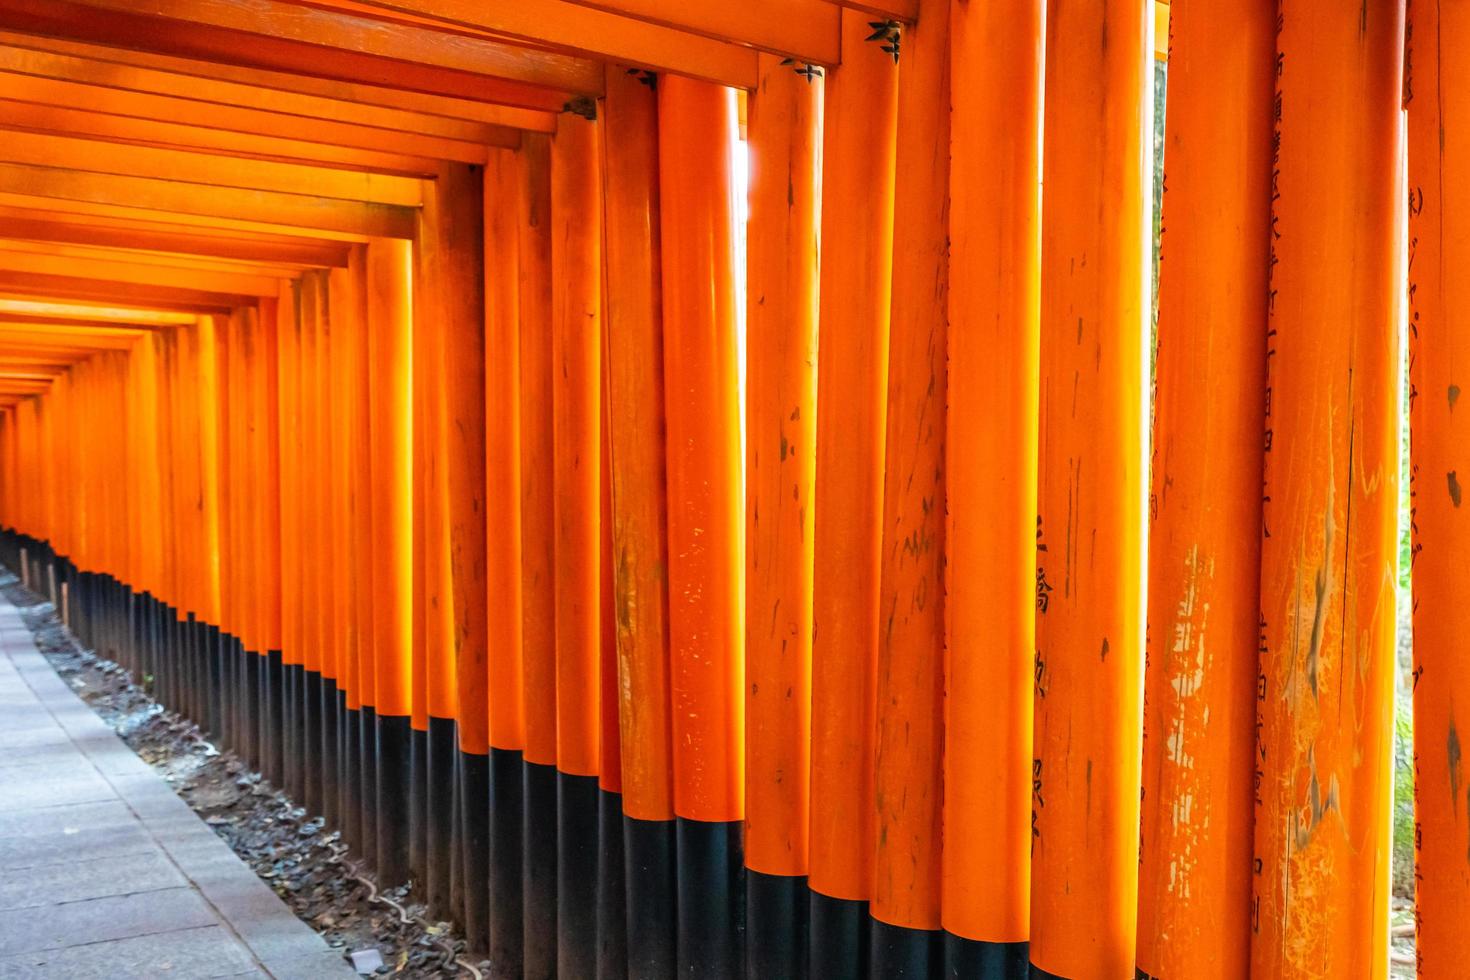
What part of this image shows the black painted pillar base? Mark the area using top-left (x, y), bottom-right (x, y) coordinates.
top-left (409, 726), bottom-right (428, 884)
top-left (359, 705), bottom-right (379, 869)
top-left (623, 815), bottom-right (676, 980)
top-left (522, 760), bottom-right (558, 980)
top-left (556, 772), bottom-right (599, 978)
top-left (264, 651), bottom-right (284, 787)
top-left (376, 713), bottom-right (412, 885)
top-left (338, 700), bottom-right (361, 851)
top-left (810, 891), bottom-right (869, 980)
top-left (425, 716), bottom-right (455, 916)
top-left (320, 677), bottom-right (340, 829)
top-left (458, 747), bottom-right (490, 954)
top-left (944, 933), bottom-right (1029, 980)
top-left (746, 869), bottom-right (808, 980)
top-left (488, 748), bottom-right (524, 979)
top-left (595, 788), bottom-right (626, 980)
top-left (676, 817), bottom-right (744, 978)
top-left (282, 663), bottom-right (299, 800)
top-left (870, 917), bottom-right (940, 979)
top-left (302, 670), bottom-right (322, 814)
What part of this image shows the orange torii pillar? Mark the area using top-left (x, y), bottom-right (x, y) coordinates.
top-left (1408, 4), bottom-right (1470, 975)
top-left (943, 0), bottom-right (1042, 972)
top-left (298, 273), bottom-right (328, 814)
top-left (1030, 1), bottom-right (1151, 978)
top-left (483, 146), bottom-right (527, 977)
top-left (326, 259), bottom-right (362, 835)
top-left (1252, 3), bottom-right (1402, 978)
top-left (596, 396), bottom-right (627, 979)
top-left (264, 284), bottom-right (292, 792)
top-left (257, 294), bottom-right (284, 794)
top-left (809, 9), bottom-right (899, 976)
top-left (352, 258), bottom-right (382, 852)
top-left (601, 65), bottom-right (678, 980)
top-left (438, 162), bottom-right (491, 939)
top-left (744, 51), bottom-right (820, 978)
top-left (549, 107), bottom-right (605, 977)
top-left (871, 0), bottom-right (949, 972)
top-left (657, 74), bottom-right (744, 979)
top-left (415, 188), bottom-right (460, 915)
top-left (1136, 2), bottom-right (1272, 977)
top-left (277, 280), bottom-right (308, 816)
top-left (517, 130), bottom-right (561, 980)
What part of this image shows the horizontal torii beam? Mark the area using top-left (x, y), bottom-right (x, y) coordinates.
top-left (0, 162), bottom-right (418, 239)
top-left (0, 0), bottom-right (596, 108)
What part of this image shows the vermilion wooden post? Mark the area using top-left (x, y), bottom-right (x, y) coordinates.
top-left (414, 190), bottom-right (458, 916)
top-left (872, 0), bottom-right (949, 971)
top-left (435, 161), bottom-right (489, 942)
top-left (808, 11), bottom-right (899, 973)
top-left (1253, 2), bottom-right (1402, 977)
top-left (1030, 1), bottom-right (1151, 978)
top-left (1136, 3), bottom-right (1273, 977)
top-left (300, 274), bottom-right (327, 814)
top-left (550, 107), bottom-right (604, 978)
top-left (944, 0), bottom-right (1042, 971)
top-left (657, 72), bottom-right (744, 979)
top-left (600, 64), bottom-right (677, 980)
top-left (744, 50), bottom-right (820, 978)
top-left (276, 282), bottom-right (306, 811)
top-left (517, 130), bottom-right (561, 980)
top-left (483, 146), bottom-right (526, 977)
top-left (1407, 4), bottom-right (1470, 975)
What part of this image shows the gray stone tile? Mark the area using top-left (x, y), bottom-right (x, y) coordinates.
top-left (0, 850), bottom-right (186, 911)
top-left (0, 726), bottom-right (70, 753)
top-left (0, 887), bottom-right (217, 957)
top-left (64, 733), bottom-right (152, 778)
top-left (0, 925), bottom-right (259, 979)
top-left (0, 709), bottom-right (57, 734)
top-left (260, 947), bottom-right (358, 980)
top-left (0, 765), bottom-right (114, 813)
top-left (179, 862), bottom-right (328, 965)
top-left (0, 815), bottom-right (156, 871)
top-left (0, 741), bottom-right (79, 772)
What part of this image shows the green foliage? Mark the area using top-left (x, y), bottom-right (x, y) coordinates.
top-left (1393, 704), bottom-right (1416, 897)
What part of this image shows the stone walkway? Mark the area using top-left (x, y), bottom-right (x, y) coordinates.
top-left (0, 599), bottom-right (356, 979)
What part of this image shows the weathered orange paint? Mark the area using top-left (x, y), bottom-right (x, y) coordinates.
top-left (1251, 2), bottom-right (1402, 977)
top-left (809, 6), bottom-right (898, 902)
top-left (1029, 1), bottom-right (1151, 976)
top-left (943, 0), bottom-right (1042, 946)
top-left (600, 64), bottom-right (674, 822)
top-left (1136, 2), bottom-right (1272, 975)
top-left (1407, 3), bottom-right (1470, 974)
top-left (551, 110), bottom-right (604, 777)
top-left (744, 52), bottom-right (820, 879)
top-left (656, 73), bottom-right (744, 825)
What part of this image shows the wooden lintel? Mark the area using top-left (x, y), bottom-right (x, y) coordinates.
top-left (0, 0), bottom-right (597, 108)
top-left (0, 161), bottom-right (418, 239)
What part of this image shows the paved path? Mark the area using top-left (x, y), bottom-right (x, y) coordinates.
top-left (0, 598), bottom-right (356, 979)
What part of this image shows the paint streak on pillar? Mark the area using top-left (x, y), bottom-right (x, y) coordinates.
top-left (1135, 3), bottom-right (1272, 978)
top-left (943, 0), bottom-right (1042, 958)
top-left (600, 65), bottom-right (677, 979)
top-left (1407, 3), bottom-right (1470, 975)
top-left (1251, 2), bottom-right (1402, 977)
top-left (871, 0), bottom-right (949, 965)
top-left (808, 7), bottom-right (899, 933)
top-left (1029, 1), bottom-right (1150, 978)
top-left (745, 51), bottom-right (820, 879)
top-left (656, 72), bottom-right (744, 979)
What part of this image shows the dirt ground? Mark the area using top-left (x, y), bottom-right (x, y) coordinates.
top-left (0, 570), bottom-right (487, 980)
